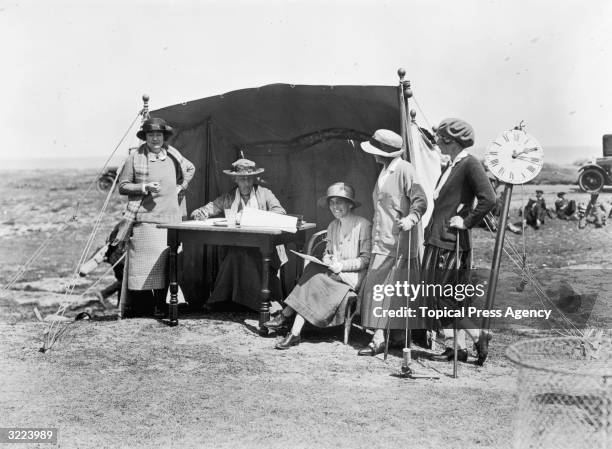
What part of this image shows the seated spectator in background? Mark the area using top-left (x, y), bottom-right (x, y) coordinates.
top-left (578, 193), bottom-right (608, 229)
top-left (190, 158), bottom-right (286, 312)
top-left (265, 183), bottom-right (371, 349)
top-left (477, 171), bottom-right (522, 234)
top-left (554, 192), bottom-right (577, 220)
top-left (523, 189), bottom-right (552, 229)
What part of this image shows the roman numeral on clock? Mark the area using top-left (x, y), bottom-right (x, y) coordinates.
top-left (526, 165), bottom-right (536, 173)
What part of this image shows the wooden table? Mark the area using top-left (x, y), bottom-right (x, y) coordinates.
top-left (157, 221), bottom-right (315, 333)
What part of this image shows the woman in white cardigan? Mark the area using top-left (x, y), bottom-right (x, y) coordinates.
top-left (264, 182), bottom-right (372, 349)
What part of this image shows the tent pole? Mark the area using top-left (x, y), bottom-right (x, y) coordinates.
top-left (397, 68), bottom-right (409, 162)
top-left (204, 118), bottom-right (213, 297)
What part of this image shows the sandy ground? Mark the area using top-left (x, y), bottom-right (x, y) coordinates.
top-left (1, 169), bottom-right (611, 449)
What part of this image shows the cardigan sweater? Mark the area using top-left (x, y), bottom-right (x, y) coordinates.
top-left (325, 214), bottom-right (372, 290)
top-left (371, 158), bottom-right (428, 258)
top-left (425, 153), bottom-right (496, 251)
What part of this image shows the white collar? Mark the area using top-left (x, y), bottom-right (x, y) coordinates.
top-left (385, 156), bottom-right (402, 172)
top-left (433, 150), bottom-right (469, 200)
top-left (148, 148), bottom-right (167, 162)
top-left (450, 150), bottom-right (468, 167)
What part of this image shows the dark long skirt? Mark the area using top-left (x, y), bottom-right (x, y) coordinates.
top-left (421, 244), bottom-right (471, 328)
top-left (207, 247), bottom-right (282, 311)
top-left (359, 254), bottom-right (427, 330)
top-left (284, 263), bottom-right (352, 327)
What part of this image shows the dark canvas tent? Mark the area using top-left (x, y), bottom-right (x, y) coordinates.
top-left (153, 83), bottom-right (401, 303)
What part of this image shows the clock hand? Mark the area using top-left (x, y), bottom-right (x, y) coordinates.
top-left (513, 154), bottom-right (542, 163)
top-left (512, 147), bottom-right (539, 158)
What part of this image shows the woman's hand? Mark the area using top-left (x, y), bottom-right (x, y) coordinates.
top-left (396, 214), bottom-right (418, 231)
top-left (322, 253), bottom-right (332, 265)
top-left (190, 209), bottom-right (208, 221)
top-left (144, 182), bottom-right (161, 194)
top-left (328, 261), bottom-right (343, 274)
top-left (449, 215), bottom-right (466, 230)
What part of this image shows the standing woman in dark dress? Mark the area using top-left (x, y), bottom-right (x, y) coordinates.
top-left (422, 118), bottom-right (495, 365)
top-left (117, 117), bottom-right (195, 317)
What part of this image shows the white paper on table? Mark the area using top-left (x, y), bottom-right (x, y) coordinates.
top-left (188, 218), bottom-right (227, 226)
top-left (240, 209), bottom-right (298, 232)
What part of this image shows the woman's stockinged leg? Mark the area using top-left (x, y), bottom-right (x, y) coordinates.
top-left (290, 314), bottom-right (305, 336)
top-left (281, 306), bottom-right (295, 318)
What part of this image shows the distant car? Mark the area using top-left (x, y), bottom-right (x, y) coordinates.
top-left (97, 167), bottom-right (118, 193)
top-left (577, 135), bottom-right (612, 193)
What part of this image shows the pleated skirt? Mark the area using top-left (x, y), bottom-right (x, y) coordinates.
top-left (284, 263), bottom-right (352, 328)
top-left (421, 244), bottom-right (471, 327)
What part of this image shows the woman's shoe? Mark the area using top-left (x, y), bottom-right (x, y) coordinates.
top-left (474, 331), bottom-right (492, 366)
top-left (431, 348), bottom-right (468, 362)
top-left (275, 333), bottom-right (300, 350)
top-left (357, 341), bottom-right (385, 356)
top-left (264, 314), bottom-right (289, 330)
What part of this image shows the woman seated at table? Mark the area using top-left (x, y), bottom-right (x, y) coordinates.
top-left (190, 158), bottom-right (286, 311)
top-left (264, 182), bottom-right (371, 349)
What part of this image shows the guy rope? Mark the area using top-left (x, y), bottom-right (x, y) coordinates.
top-left (0, 96), bottom-right (151, 352)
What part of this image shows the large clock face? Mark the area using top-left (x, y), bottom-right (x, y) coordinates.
top-left (485, 129), bottom-right (543, 184)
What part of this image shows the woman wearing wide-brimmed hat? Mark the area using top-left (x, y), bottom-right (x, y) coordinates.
top-left (117, 117), bottom-right (195, 317)
top-left (357, 129), bottom-right (428, 356)
top-left (190, 158), bottom-right (286, 311)
top-left (264, 182), bottom-right (371, 349)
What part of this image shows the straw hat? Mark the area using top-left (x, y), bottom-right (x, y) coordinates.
top-left (222, 158), bottom-right (265, 176)
top-left (360, 129), bottom-right (404, 158)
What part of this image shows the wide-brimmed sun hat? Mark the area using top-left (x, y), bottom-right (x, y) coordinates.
top-left (360, 129), bottom-right (404, 158)
top-left (437, 118), bottom-right (475, 148)
top-left (136, 117), bottom-right (174, 141)
top-left (317, 182), bottom-right (360, 208)
top-left (222, 158), bottom-right (265, 176)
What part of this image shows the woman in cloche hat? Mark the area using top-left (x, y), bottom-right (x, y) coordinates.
top-left (357, 129), bottom-right (428, 356)
top-left (117, 117), bottom-right (195, 318)
top-left (190, 158), bottom-right (286, 312)
top-left (264, 182), bottom-right (372, 349)
top-left (422, 118), bottom-right (495, 365)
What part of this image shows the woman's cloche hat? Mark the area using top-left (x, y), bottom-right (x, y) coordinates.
top-left (436, 118), bottom-right (475, 148)
top-left (360, 129), bottom-right (404, 158)
top-left (223, 158), bottom-right (265, 176)
top-left (136, 117), bottom-right (174, 141)
top-left (318, 182), bottom-right (360, 208)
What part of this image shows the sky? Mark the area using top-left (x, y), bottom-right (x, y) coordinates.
top-left (1, 0), bottom-right (611, 166)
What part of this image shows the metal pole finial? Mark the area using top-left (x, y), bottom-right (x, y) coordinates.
top-left (398, 68), bottom-right (406, 80)
top-left (141, 94), bottom-right (150, 120)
